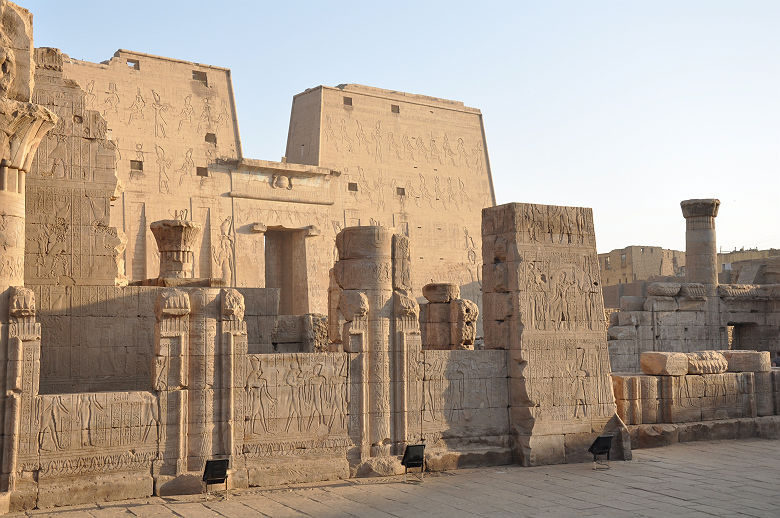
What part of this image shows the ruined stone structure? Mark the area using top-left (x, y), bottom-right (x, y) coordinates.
top-left (419, 283), bottom-right (479, 350)
top-left (45, 54), bottom-right (493, 326)
top-left (613, 350), bottom-right (780, 447)
top-left (1, 1), bottom-right (779, 513)
top-left (600, 244), bottom-right (780, 308)
top-left (481, 203), bottom-right (628, 465)
top-left (608, 199), bottom-right (780, 371)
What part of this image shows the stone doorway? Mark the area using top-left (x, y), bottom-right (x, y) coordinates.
top-left (729, 322), bottom-right (759, 350)
top-left (264, 228), bottom-right (308, 315)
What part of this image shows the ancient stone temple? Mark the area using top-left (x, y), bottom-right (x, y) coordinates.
top-left (606, 200), bottom-right (780, 447)
top-left (608, 199), bottom-right (780, 372)
top-left (0, 0), bottom-right (779, 513)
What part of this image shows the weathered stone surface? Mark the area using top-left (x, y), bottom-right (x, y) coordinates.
top-left (483, 203), bottom-right (623, 466)
top-left (628, 416), bottom-right (780, 450)
top-left (686, 351), bottom-right (728, 374)
top-left (640, 352), bottom-right (688, 376)
top-left (150, 219), bottom-right (203, 279)
top-left (647, 282), bottom-right (681, 297)
top-left (720, 350), bottom-right (771, 372)
top-left (422, 283), bottom-right (460, 303)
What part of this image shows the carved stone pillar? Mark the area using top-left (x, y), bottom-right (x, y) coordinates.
top-left (1, 287), bottom-right (40, 492)
top-left (331, 227), bottom-right (421, 471)
top-left (0, 1), bottom-right (56, 307)
top-left (681, 199), bottom-right (720, 287)
top-left (150, 219), bottom-right (202, 279)
top-left (218, 288), bottom-right (247, 488)
top-left (153, 289), bottom-right (191, 477)
top-left (391, 234), bottom-right (421, 453)
top-left (334, 227), bottom-right (393, 458)
top-left (483, 203), bottom-right (629, 466)
top-left (0, 1), bottom-right (55, 497)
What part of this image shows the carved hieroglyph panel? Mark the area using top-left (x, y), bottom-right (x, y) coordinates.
top-left (17, 391), bottom-right (158, 475)
top-left (420, 350), bottom-right (508, 438)
top-left (482, 203), bottom-right (617, 437)
top-left (241, 353), bottom-right (350, 454)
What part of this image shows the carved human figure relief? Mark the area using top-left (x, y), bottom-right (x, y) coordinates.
top-left (151, 89), bottom-right (171, 137)
top-left (155, 145), bottom-right (171, 194)
top-left (177, 148), bottom-right (194, 185)
top-left (127, 87), bottom-right (145, 124)
top-left (178, 94), bottom-right (194, 131)
top-left (245, 356), bottom-right (275, 435)
top-left (103, 82), bottom-right (119, 117)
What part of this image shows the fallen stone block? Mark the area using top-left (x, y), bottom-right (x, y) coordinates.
top-left (720, 350), bottom-right (771, 373)
top-left (686, 351), bottom-right (728, 374)
top-left (640, 352), bottom-right (688, 376)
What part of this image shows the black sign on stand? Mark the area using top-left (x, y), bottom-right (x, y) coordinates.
top-left (203, 458), bottom-right (230, 493)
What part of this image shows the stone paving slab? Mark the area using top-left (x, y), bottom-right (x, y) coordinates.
top-left (10, 439), bottom-right (780, 518)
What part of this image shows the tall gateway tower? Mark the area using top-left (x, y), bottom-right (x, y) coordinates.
top-left (286, 84), bottom-right (495, 323)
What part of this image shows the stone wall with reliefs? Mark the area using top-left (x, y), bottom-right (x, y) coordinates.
top-left (27, 48), bottom-right (125, 287)
top-left (50, 53), bottom-right (494, 325)
top-left (286, 85), bottom-right (494, 326)
top-left (482, 203), bottom-right (627, 466)
top-left (59, 48), bottom-right (240, 285)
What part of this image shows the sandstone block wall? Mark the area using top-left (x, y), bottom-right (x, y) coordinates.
top-left (482, 203), bottom-right (626, 466)
top-left (613, 371), bottom-right (780, 425)
top-left (608, 283), bottom-right (780, 372)
top-left (51, 56), bottom-right (495, 326)
top-left (28, 48), bottom-right (124, 288)
top-left (287, 84), bottom-right (494, 326)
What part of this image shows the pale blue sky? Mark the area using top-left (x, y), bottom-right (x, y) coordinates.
top-left (30, 0), bottom-right (780, 253)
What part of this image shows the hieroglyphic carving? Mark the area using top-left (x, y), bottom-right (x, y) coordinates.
top-left (483, 203), bottom-right (620, 466)
top-left (241, 353), bottom-right (349, 440)
top-left (150, 89), bottom-right (171, 138)
top-left (127, 87), bottom-right (145, 125)
top-left (154, 144), bottom-right (171, 194)
top-left (420, 350), bottom-right (508, 435)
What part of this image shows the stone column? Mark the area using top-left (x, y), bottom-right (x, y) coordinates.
top-left (390, 234), bottom-right (421, 453)
top-left (218, 288), bottom-right (247, 488)
top-left (150, 219), bottom-right (202, 279)
top-left (1, 287), bottom-right (40, 492)
top-left (680, 199), bottom-right (720, 286)
top-left (0, 2), bottom-right (55, 497)
top-left (0, 1), bottom-right (56, 311)
top-left (153, 289), bottom-right (191, 479)
top-left (334, 227), bottom-right (394, 458)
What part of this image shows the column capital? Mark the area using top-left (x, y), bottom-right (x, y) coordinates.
top-left (681, 198), bottom-right (720, 219)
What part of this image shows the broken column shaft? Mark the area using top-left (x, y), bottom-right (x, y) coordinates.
top-left (680, 199), bottom-right (720, 286)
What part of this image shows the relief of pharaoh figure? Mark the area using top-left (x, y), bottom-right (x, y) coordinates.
top-left (245, 356), bottom-right (275, 435)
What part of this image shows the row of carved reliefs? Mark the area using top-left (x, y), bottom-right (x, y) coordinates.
top-left (418, 350), bottom-right (508, 443)
top-left (240, 353), bottom-right (349, 441)
top-left (613, 371), bottom-right (769, 425)
top-left (482, 203), bottom-right (623, 466)
top-left (28, 47), bottom-right (124, 287)
top-left (482, 203), bottom-right (595, 248)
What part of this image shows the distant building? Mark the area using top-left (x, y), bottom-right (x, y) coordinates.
top-left (599, 246), bottom-right (780, 307)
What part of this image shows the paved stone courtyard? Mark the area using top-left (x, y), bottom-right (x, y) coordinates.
top-left (11, 439), bottom-right (779, 518)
